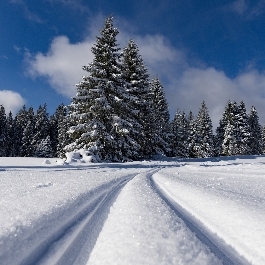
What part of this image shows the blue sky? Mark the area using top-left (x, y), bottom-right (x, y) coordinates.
top-left (1, 0), bottom-right (265, 128)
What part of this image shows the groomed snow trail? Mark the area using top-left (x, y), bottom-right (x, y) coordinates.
top-left (152, 160), bottom-right (265, 265)
top-left (0, 166), bottom-right (141, 265)
top-left (87, 169), bottom-right (222, 265)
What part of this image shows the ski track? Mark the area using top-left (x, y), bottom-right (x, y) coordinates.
top-left (1, 158), bottom-right (261, 264)
top-left (150, 175), bottom-right (250, 265)
top-left (0, 167), bottom-right (140, 265)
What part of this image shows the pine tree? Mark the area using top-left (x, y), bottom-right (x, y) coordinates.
top-left (149, 78), bottom-right (172, 156)
top-left (222, 120), bottom-right (237, 156)
top-left (57, 105), bottom-right (72, 158)
top-left (6, 112), bottom-right (15, 156)
top-left (171, 109), bottom-right (188, 157)
top-left (187, 111), bottom-right (197, 158)
top-left (49, 104), bottom-right (66, 157)
top-left (262, 125), bottom-right (265, 154)
top-left (196, 101), bottom-right (214, 157)
top-left (35, 136), bottom-right (53, 158)
top-left (215, 100), bottom-right (234, 156)
top-left (19, 107), bottom-right (35, 157)
top-left (248, 106), bottom-right (262, 155)
top-left (20, 119), bottom-right (35, 157)
top-left (233, 101), bottom-right (250, 155)
top-left (66, 16), bottom-right (139, 161)
top-left (121, 39), bottom-right (152, 158)
top-left (14, 105), bottom-right (29, 156)
top-left (0, 105), bottom-right (7, 156)
top-left (189, 101), bottom-right (214, 158)
top-left (32, 104), bottom-right (50, 154)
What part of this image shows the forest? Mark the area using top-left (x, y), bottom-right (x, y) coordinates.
top-left (0, 16), bottom-right (264, 162)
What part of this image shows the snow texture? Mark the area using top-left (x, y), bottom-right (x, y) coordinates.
top-left (0, 155), bottom-right (265, 264)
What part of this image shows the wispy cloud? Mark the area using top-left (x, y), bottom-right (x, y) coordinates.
top-left (0, 90), bottom-right (26, 114)
top-left (229, 0), bottom-right (265, 19)
top-left (24, 16), bottom-right (265, 128)
top-left (9, 0), bottom-right (44, 23)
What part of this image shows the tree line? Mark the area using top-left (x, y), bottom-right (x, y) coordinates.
top-left (0, 16), bottom-right (264, 160)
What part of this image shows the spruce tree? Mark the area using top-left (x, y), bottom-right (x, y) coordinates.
top-left (49, 104), bottom-right (66, 157)
top-left (6, 112), bottom-right (15, 157)
top-left (14, 105), bottom-right (29, 156)
top-left (35, 136), bottom-right (53, 158)
top-left (0, 105), bottom-right (7, 156)
top-left (233, 101), bottom-right (250, 155)
top-left (171, 109), bottom-right (188, 157)
top-left (186, 111), bottom-right (197, 158)
top-left (57, 105), bottom-right (72, 158)
top-left (66, 16), bottom-right (139, 161)
top-left (121, 39), bottom-right (152, 158)
top-left (222, 120), bottom-right (237, 156)
top-left (248, 106), bottom-right (262, 155)
top-left (32, 104), bottom-right (50, 154)
top-left (20, 107), bottom-right (35, 157)
top-left (196, 101), bottom-right (214, 157)
top-left (149, 78), bottom-right (172, 156)
top-left (215, 100), bottom-right (234, 156)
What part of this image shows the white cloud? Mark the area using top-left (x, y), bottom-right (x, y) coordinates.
top-left (25, 19), bottom-right (265, 129)
top-left (0, 90), bottom-right (26, 114)
top-left (26, 36), bottom-right (94, 97)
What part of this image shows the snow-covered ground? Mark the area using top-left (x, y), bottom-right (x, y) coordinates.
top-left (0, 155), bottom-right (265, 264)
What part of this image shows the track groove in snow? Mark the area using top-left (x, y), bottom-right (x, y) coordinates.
top-left (150, 175), bottom-right (250, 265)
top-left (0, 171), bottom-right (136, 265)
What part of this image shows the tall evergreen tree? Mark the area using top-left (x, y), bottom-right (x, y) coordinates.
top-left (187, 111), bottom-right (197, 158)
top-left (171, 109), bottom-right (188, 157)
top-left (149, 78), bottom-right (172, 156)
top-left (215, 100), bottom-right (234, 156)
top-left (6, 112), bottom-right (15, 157)
top-left (14, 105), bottom-right (29, 156)
top-left (49, 104), bottom-right (66, 157)
top-left (121, 39), bottom-right (152, 158)
top-left (20, 107), bottom-right (35, 157)
top-left (195, 101), bottom-right (214, 157)
top-left (57, 105), bottom-right (72, 158)
top-left (32, 104), bottom-right (50, 155)
top-left (66, 16), bottom-right (139, 161)
top-left (248, 106), bottom-right (262, 155)
top-left (0, 105), bottom-right (7, 156)
top-left (35, 136), bottom-right (53, 158)
top-left (233, 101), bottom-right (251, 155)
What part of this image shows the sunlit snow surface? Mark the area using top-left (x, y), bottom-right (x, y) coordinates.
top-left (0, 156), bottom-right (265, 264)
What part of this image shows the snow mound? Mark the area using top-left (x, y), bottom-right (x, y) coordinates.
top-left (65, 149), bottom-right (98, 164)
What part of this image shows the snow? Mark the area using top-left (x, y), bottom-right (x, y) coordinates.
top-left (0, 155), bottom-right (265, 264)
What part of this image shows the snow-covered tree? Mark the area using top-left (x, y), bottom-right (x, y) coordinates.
top-left (149, 78), bottom-right (172, 156)
top-left (20, 107), bottom-right (35, 157)
top-left (171, 109), bottom-right (188, 157)
top-left (215, 100), bottom-right (234, 156)
top-left (233, 101), bottom-right (251, 155)
top-left (0, 105), bottom-right (7, 156)
top-left (222, 120), bottom-right (237, 156)
top-left (197, 101), bottom-right (214, 157)
top-left (189, 101), bottom-right (214, 158)
top-left (32, 104), bottom-right (50, 153)
top-left (6, 112), bottom-right (15, 157)
top-left (35, 136), bottom-right (53, 158)
top-left (248, 106), bottom-right (262, 155)
top-left (57, 105), bottom-right (72, 158)
top-left (66, 17), bottom-right (141, 161)
top-left (121, 39), bottom-right (152, 158)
